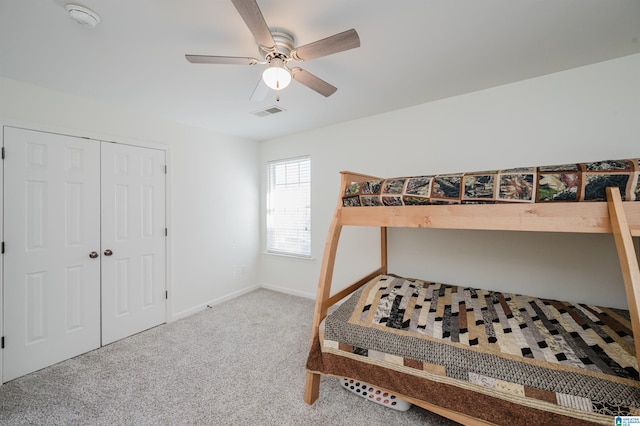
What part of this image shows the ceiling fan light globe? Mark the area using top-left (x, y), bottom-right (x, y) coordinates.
top-left (262, 67), bottom-right (291, 90)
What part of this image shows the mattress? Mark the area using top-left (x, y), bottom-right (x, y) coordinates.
top-left (306, 274), bottom-right (640, 425)
top-left (341, 159), bottom-right (640, 207)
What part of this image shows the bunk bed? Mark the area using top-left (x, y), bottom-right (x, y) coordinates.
top-left (304, 159), bottom-right (640, 425)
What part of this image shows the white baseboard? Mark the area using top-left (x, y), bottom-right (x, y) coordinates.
top-left (171, 283), bottom-right (317, 322)
top-left (171, 284), bottom-right (260, 321)
top-left (258, 282), bottom-right (316, 300)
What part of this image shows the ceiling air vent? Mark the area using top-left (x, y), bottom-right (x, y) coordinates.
top-left (253, 105), bottom-right (285, 117)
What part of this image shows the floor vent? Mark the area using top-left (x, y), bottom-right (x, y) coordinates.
top-left (253, 105), bottom-right (285, 117)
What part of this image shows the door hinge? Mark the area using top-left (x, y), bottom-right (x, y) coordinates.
top-left (2, 147), bottom-right (5, 159)
top-left (1, 241), bottom-right (4, 254)
top-left (165, 291), bottom-right (168, 300)
top-left (165, 228), bottom-right (168, 237)
top-left (1, 336), bottom-right (4, 349)
top-left (164, 165), bottom-right (167, 174)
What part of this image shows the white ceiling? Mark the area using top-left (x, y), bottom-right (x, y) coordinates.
top-left (1, 0), bottom-right (639, 141)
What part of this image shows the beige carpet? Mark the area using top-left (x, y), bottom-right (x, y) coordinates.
top-left (0, 288), bottom-right (459, 425)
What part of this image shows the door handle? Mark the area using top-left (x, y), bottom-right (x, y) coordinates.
top-left (104, 249), bottom-right (113, 256)
top-left (89, 251), bottom-right (99, 259)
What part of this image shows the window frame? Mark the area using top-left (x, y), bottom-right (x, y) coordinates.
top-left (265, 155), bottom-right (311, 258)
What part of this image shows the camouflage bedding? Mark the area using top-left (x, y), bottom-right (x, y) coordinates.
top-left (342, 159), bottom-right (640, 207)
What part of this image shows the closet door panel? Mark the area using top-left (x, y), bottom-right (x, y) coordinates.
top-left (3, 127), bottom-right (101, 382)
top-left (101, 143), bottom-right (166, 345)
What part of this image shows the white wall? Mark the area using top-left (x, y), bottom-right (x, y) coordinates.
top-left (2, 51), bottom-right (638, 317)
top-left (0, 77), bottom-right (260, 319)
top-left (259, 53), bottom-right (640, 309)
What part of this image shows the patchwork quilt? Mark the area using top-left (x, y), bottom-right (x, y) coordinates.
top-left (306, 274), bottom-right (640, 425)
top-left (342, 159), bottom-right (640, 207)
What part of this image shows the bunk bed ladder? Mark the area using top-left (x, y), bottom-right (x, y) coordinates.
top-left (304, 209), bottom-right (342, 404)
top-left (305, 173), bottom-right (389, 405)
top-left (606, 187), bottom-right (640, 361)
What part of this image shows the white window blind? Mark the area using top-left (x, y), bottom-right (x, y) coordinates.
top-left (266, 156), bottom-right (311, 257)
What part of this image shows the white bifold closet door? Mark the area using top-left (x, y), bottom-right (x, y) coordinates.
top-left (3, 128), bottom-right (102, 381)
top-left (2, 127), bottom-right (166, 382)
top-left (100, 142), bottom-right (166, 345)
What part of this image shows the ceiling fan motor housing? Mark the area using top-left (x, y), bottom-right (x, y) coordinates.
top-left (261, 29), bottom-right (295, 65)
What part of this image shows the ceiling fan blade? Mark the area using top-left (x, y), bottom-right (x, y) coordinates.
top-left (291, 29), bottom-right (360, 61)
top-left (230, 0), bottom-right (276, 50)
top-left (185, 55), bottom-right (259, 65)
top-left (290, 67), bottom-right (337, 97)
top-left (250, 77), bottom-right (269, 102)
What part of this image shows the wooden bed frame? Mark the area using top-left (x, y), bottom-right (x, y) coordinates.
top-left (304, 170), bottom-right (640, 425)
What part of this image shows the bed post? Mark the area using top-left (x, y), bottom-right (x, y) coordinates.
top-left (304, 213), bottom-right (342, 404)
top-left (381, 226), bottom-right (388, 274)
top-left (607, 187), bottom-right (640, 360)
top-left (304, 178), bottom-right (346, 405)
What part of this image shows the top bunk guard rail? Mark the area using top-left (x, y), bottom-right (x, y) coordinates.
top-left (305, 165), bottom-right (640, 423)
top-left (338, 170), bottom-right (640, 233)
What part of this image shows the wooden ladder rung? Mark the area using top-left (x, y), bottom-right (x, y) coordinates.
top-left (631, 227), bottom-right (640, 237)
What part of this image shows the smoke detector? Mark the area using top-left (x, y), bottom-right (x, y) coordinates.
top-left (65, 4), bottom-right (100, 28)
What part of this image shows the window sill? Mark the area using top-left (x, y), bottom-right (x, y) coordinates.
top-left (263, 252), bottom-right (316, 262)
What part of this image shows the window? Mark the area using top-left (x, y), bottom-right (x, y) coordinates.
top-left (266, 156), bottom-right (311, 257)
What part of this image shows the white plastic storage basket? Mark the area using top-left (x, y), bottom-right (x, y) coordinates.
top-left (341, 378), bottom-right (412, 411)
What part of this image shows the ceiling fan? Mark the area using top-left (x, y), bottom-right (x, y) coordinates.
top-left (185, 0), bottom-right (360, 99)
